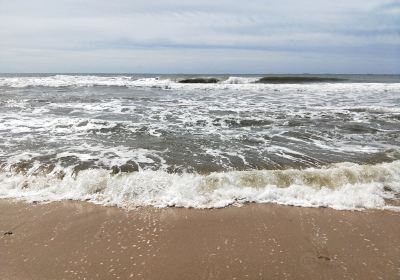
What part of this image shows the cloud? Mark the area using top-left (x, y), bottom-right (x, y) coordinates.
top-left (377, 1), bottom-right (400, 15)
top-left (0, 0), bottom-right (398, 73)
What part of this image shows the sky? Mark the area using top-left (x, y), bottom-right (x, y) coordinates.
top-left (0, 0), bottom-right (399, 74)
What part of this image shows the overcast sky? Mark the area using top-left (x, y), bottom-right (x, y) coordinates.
top-left (0, 0), bottom-right (399, 73)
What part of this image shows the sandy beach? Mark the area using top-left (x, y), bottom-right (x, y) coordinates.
top-left (1, 200), bottom-right (399, 280)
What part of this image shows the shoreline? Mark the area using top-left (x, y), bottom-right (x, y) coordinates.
top-left (1, 200), bottom-right (400, 279)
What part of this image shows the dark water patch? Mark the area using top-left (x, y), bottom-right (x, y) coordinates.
top-left (32, 99), bottom-right (51, 104)
top-left (341, 123), bottom-right (380, 134)
top-left (72, 161), bottom-right (98, 176)
top-left (58, 156), bottom-right (82, 167)
top-left (111, 161), bottom-right (139, 174)
top-left (55, 124), bottom-right (74, 129)
top-left (348, 108), bottom-right (375, 113)
top-left (9, 161), bottom-right (34, 174)
top-left (224, 118), bottom-right (273, 127)
top-left (209, 110), bottom-right (238, 115)
top-left (135, 126), bottom-right (150, 135)
top-left (361, 149), bottom-right (400, 164)
top-left (179, 78), bottom-right (220, 84)
top-left (87, 123), bottom-right (129, 134)
top-left (389, 114), bottom-right (400, 121)
top-left (5, 154), bottom-right (57, 175)
top-left (211, 118), bottom-right (273, 127)
top-left (193, 120), bottom-right (208, 127)
top-left (77, 120), bottom-right (89, 127)
top-left (257, 76), bottom-right (346, 84)
top-left (287, 119), bottom-right (314, 127)
top-left (287, 119), bottom-right (304, 127)
top-left (51, 107), bottom-right (77, 115)
top-left (282, 131), bottom-right (328, 142)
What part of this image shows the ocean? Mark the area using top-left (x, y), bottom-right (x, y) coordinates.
top-left (0, 74), bottom-right (399, 210)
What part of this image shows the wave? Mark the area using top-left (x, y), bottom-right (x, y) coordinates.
top-left (1, 75), bottom-right (399, 89)
top-left (178, 77), bottom-right (220, 83)
top-left (220, 76), bottom-right (261, 84)
top-left (1, 161), bottom-right (399, 211)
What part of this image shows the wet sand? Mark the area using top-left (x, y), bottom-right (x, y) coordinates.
top-left (1, 200), bottom-right (399, 280)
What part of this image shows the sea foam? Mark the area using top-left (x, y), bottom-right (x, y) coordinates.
top-left (1, 75), bottom-right (400, 92)
top-left (1, 161), bottom-right (399, 211)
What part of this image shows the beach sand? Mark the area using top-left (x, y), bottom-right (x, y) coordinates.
top-left (1, 200), bottom-right (399, 280)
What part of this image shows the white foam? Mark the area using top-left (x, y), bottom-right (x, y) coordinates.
top-left (0, 161), bottom-right (399, 211)
top-left (1, 75), bottom-right (399, 93)
top-left (0, 75), bottom-right (170, 88)
top-left (220, 76), bottom-right (261, 84)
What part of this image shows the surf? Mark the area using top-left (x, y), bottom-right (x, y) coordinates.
top-left (1, 161), bottom-right (399, 211)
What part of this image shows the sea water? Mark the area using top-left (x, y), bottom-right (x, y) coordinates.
top-left (0, 74), bottom-right (399, 210)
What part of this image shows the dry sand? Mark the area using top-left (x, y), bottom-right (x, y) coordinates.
top-left (0, 200), bottom-right (399, 280)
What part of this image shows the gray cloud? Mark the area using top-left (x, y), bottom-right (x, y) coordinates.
top-left (0, 0), bottom-right (399, 73)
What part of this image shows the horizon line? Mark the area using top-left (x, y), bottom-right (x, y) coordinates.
top-left (1, 72), bottom-right (399, 75)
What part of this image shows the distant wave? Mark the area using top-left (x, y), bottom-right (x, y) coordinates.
top-left (176, 76), bottom-right (347, 84)
top-left (1, 75), bottom-right (399, 88)
top-left (178, 77), bottom-right (220, 83)
top-left (220, 76), bottom-right (261, 84)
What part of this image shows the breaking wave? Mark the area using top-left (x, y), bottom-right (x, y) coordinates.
top-left (1, 75), bottom-right (399, 89)
top-left (1, 161), bottom-right (399, 211)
